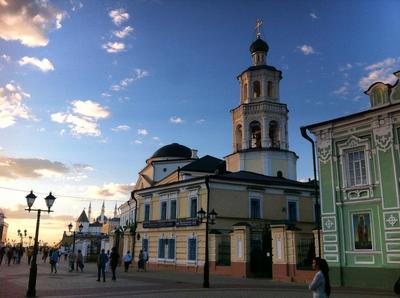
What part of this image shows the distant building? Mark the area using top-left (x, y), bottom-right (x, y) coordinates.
top-left (303, 71), bottom-right (400, 289)
top-left (0, 210), bottom-right (8, 246)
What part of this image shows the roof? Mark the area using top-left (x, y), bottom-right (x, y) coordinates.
top-left (151, 143), bottom-right (193, 159)
top-left (77, 210), bottom-right (89, 223)
top-left (250, 37), bottom-right (269, 53)
top-left (89, 222), bottom-right (103, 227)
top-left (181, 155), bottom-right (224, 173)
top-left (238, 65), bottom-right (281, 78)
top-left (214, 171), bottom-right (315, 189)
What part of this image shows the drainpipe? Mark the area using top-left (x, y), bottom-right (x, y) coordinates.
top-left (130, 191), bottom-right (138, 260)
top-left (300, 126), bottom-right (321, 258)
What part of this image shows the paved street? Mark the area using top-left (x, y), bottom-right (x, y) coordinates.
top-left (0, 257), bottom-right (395, 297)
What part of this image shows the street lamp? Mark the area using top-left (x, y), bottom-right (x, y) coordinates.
top-left (25, 190), bottom-right (56, 297)
top-left (68, 222), bottom-right (83, 253)
top-left (197, 207), bottom-right (218, 288)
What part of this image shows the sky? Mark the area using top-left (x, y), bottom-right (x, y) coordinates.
top-left (0, 0), bottom-right (399, 245)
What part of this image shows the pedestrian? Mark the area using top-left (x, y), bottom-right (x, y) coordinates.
top-left (76, 249), bottom-right (84, 272)
top-left (110, 247), bottom-right (120, 281)
top-left (142, 250), bottom-right (148, 272)
top-left (123, 251), bottom-right (132, 272)
top-left (68, 251), bottom-right (76, 272)
top-left (309, 257), bottom-right (331, 298)
top-left (6, 246), bottom-right (13, 266)
top-left (97, 249), bottom-right (108, 282)
top-left (137, 250), bottom-right (144, 272)
top-left (12, 247), bottom-right (18, 264)
top-left (0, 246), bottom-right (5, 265)
top-left (105, 249), bottom-right (110, 272)
top-left (42, 248), bottom-right (49, 263)
top-left (49, 249), bottom-right (59, 274)
top-left (27, 247), bottom-right (33, 265)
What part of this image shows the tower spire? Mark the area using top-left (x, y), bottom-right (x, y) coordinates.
top-left (114, 203), bottom-right (118, 218)
top-left (88, 202), bottom-right (92, 223)
top-left (255, 19), bottom-right (263, 39)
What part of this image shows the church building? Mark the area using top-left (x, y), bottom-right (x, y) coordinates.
top-left (116, 24), bottom-right (317, 279)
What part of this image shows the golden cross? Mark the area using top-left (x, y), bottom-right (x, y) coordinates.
top-left (255, 19), bottom-right (263, 38)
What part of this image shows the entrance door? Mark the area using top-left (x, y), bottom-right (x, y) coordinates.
top-left (250, 226), bottom-right (273, 278)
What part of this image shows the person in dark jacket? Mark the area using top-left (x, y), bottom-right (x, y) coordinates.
top-left (110, 247), bottom-right (120, 281)
top-left (97, 249), bottom-right (108, 282)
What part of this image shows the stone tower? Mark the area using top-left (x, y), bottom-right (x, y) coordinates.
top-left (225, 22), bottom-right (298, 179)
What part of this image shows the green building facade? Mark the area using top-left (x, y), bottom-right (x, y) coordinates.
top-left (304, 71), bottom-right (400, 289)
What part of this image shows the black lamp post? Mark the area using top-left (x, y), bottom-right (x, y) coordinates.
top-left (68, 223), bottom-right (83, 253)
top-left (25, 190), bottom-right (56, 297)
top-left (197, 207), bottom-right (218, 288)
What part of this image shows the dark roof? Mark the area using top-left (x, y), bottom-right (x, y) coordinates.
top-left (181, 155), bottom-right (224, 173)
top-left (214, 171), bottom-right (314, 189)
top-left (151, 143), bottom-right (192, 159)
top-left (89, 222), bottom-right (103, 227)
top-left (250, 37), bottom-right (269, 53)
top-left (77, 210), bottom-right (89, 223)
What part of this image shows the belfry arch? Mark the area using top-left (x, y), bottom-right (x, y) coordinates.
top-left (249, 121), bottom-right (262, 148)
top-left (235, 124), bottom-right (243, 151)
top-left (269, 120), bottom-right (280, 148)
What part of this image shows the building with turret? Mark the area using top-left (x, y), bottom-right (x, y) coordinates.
top-left (0, 210), bottom-right (8, 246)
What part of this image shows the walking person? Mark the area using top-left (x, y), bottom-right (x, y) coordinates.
top-left (110, 247), bottom-right (120, 281)
top-left (105, 249), bottom-right (110, 272)
top-left (97, 249), bottom-right (108, 282)
top-left (6, 247), bottom-right (13, 266)
top-left (76, 249), bottom-right (84, 272)
top-left (49, 249), bottom-right (59, 274)
top-left (0, 246), bottom-right (5, 265)
top-left (27, 247), bottom-right (33, 265)
top-left (137, 250), bottom-right (145, 272)
top-left (309, 257), bottom-right (331, 298)
top-left (68, 250), bottom-right (76, 272)
top-left (123, 251), bottom-right (132, 272)
top-left (142, 250), bottom-right (148, 272)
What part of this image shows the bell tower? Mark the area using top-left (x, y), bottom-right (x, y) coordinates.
top-left (225, 20), bottom-right (298, 179)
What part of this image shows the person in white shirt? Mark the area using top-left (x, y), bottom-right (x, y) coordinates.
top-left (123, 251), bottom-right (132, 272)
top-left (309, 257), bottom-right (331, 298)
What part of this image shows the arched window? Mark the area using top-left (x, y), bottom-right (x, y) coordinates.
top-left (269, 120), bottom-right (280, 148)
top-left (253, 81), bottom-right (261, 98)
top-left (267, 81), bottom-right (273, 97)
top-left (249, 121), bottom-right (262, 148)
top-left (242, 83), bottom-right (247, 101)
top-left (235, 125), bottom-right (242, 151)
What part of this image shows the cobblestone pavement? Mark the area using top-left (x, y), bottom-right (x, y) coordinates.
top-left (0, 257), bottom-right (395, 298)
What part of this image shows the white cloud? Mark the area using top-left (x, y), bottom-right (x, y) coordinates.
top-left (297, 45), bottom-right (315, 55)
top-left (0, 81), bottom-right (34, 128)
top-left (170, 116), bottom-right (183, 124)
top-left (51, 100), bottom-right (110, 137)
top-left (102, 42), bottom-right (125, 53)
top-left (310, 13), bottom-right (318, 19)
top-left (70, 0), bottom-right (83, 12)
top-left (0, 156), bottom-right (69, 180)
top-left (0, 0), bottom-right (65, 47)
top-left (333, 82), bottom-right (350, 96)
top-left (85, 182), bottom-right (134, 200)
top-left (134, 140), bottom-right (142, 144)
top-left (359, 57), bottom-right (399, 90)
top-left (114, 26), bottom-right (133, 38)
top-left (72, 100), bottom-right (110, 119)
top-left (339, 63), bottom-right (352, 72)
top-left (111, 69), bottom-right (149, 91)
top-left (18, 56), bottom-right (54, 72)
top-left (196, 119), bottom-right (205, 124)
top-left (1, 54), bottom-right (10, 62)
top-left (137, 128), bottom-right (148, 135)
top-left (109, 9), bottom-right (129, 26)
top-left (112, 125), bottom-right (130, 132)
top-left (101, 92), bottom-right (111, 97)
top-left (152, 136), bottom-right (160, 141)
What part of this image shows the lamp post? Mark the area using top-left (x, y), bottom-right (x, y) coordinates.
top-left (197, 207), bottom-right (217, 288)
top-left (68, 223), bottom-right (83, 253)
top-left (25, 190), bottom-right (56, 297)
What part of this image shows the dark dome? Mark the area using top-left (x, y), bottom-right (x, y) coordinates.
top-left (250, 37), bottom-right (269, 53)
top-left (151, 143), bottom-right (192, 159)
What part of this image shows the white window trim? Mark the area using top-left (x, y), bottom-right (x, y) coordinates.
top-left (188, 190), bottom-right (199, 218)
top-left (287, 196), bottom-right (299, 221)
top-left (157, 234), bottom-right (176, 263)
top-left (159, 193), bottom-right (178, 220)
top-left (338, 136), bottom-right (371, 189)
top-left (186, 234), bottom-right (197, 264)
top-left (248, 191), bottom-right (263, 219)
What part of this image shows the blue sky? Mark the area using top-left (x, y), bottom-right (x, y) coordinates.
top-left (0, 0), bottom-right (399, 243)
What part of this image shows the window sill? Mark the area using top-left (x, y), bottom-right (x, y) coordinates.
top-left (341, 184), bottom-right (372, 191)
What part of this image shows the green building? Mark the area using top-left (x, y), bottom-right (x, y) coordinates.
top-left (303, 71), bottom-right (400, 290)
